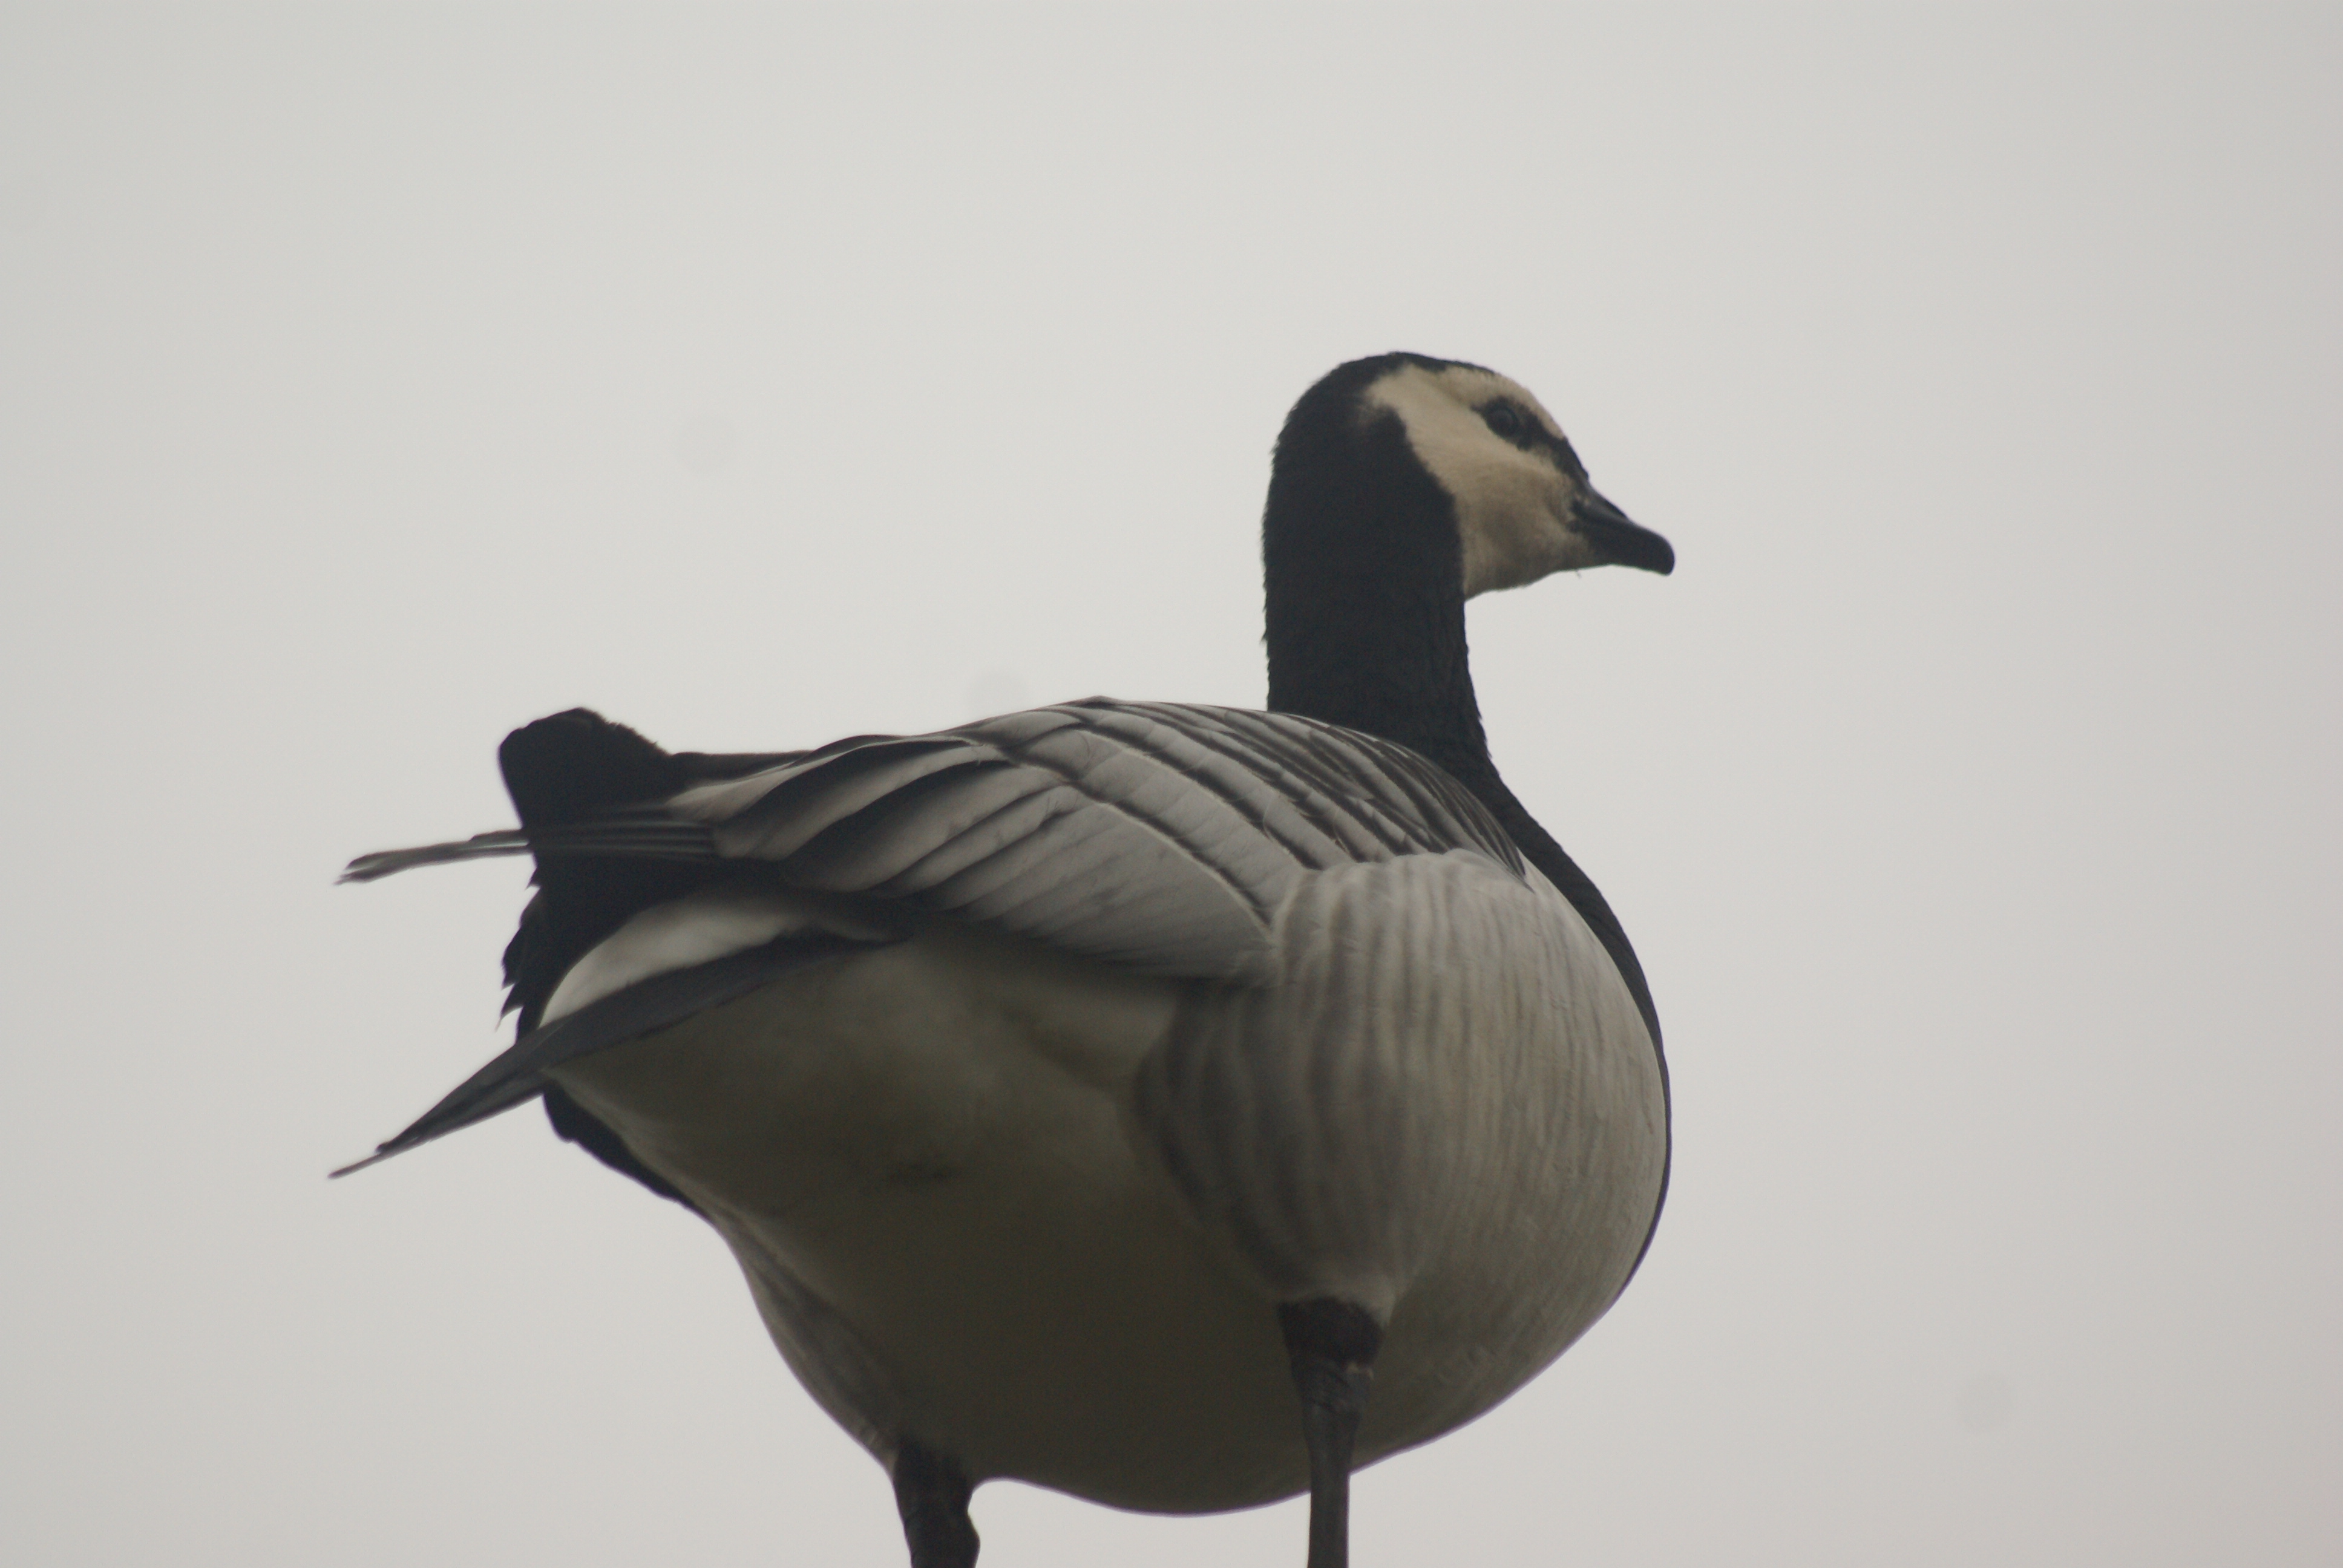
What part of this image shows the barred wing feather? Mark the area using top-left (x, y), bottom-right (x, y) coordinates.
top-left (665, 699), bottom-right (1524, 982)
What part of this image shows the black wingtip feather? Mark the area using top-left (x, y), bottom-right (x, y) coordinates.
top-left (500, 708), bottom-right (689, 828)
top-left (493, 710), bottom-right (710, 1031)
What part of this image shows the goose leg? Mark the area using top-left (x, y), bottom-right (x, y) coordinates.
top-left (1279, 1298), bottom-right (1384, 1568)
top-left (892, 1437), bottom-right (979, 1568)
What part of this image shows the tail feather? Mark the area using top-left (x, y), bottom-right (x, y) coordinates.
top-left (338, 818), bottom-right (718, 884)
top-left (339, 830), bottom-right (532, 883)
top-left (339, 706), bottom-right (811, 1197)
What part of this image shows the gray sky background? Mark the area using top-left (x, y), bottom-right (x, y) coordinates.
top-left (4, 5), bottom-right (2337, 1564)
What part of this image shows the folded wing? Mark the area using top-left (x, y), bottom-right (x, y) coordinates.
top-left (339, 699), bottom-right (1527, 1169)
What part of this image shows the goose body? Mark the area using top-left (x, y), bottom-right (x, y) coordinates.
top-left (344, 354), bottom-right (1674, 1564)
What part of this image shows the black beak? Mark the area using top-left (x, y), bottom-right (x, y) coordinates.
top-left (1571, 489), bottom-right (1675, 575)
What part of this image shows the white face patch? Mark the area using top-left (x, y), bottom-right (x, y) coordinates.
top-left (1363, 364), bottom-right (1604, 597)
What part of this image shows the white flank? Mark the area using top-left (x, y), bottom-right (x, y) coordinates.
top-left (542, 887), bottom-right (892, 1024)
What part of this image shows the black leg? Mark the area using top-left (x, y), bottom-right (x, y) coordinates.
top-left (1279, 1298), bottom-right (1384, 1568)
top-left (892, 1437), bottom-right (979, 1568)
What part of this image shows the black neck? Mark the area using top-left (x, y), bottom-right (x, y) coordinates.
top-left (1259, 385), bottom-right (1663, 1052)
top-left (1263, 403), bottom-right (1495, 782)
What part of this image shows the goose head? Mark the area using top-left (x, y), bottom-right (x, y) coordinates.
top-left (1262, 353), bottom-right (1672, 760)
top-left (1358, 357), bottom-right (1673, 591)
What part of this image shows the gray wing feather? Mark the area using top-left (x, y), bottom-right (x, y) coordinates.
top-left (634, 700), bottom-right (1527, 983)
top-left (698, 739), bottom-right (981, 859)
top-left (344, 701), bottom-right (1526, 985)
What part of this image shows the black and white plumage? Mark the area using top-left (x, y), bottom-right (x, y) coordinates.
top-left (342, 352), bottom-right (1674, 1567)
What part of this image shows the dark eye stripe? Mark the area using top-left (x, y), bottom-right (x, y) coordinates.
top-left (1481, 400), bottom-right (1587, 477)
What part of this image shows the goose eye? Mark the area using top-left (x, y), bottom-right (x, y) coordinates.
top-left (1482, 403), bottom-right (1525, 439)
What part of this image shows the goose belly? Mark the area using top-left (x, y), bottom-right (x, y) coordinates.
top-left (549, 908), bottom-right (1665, 1514)
top-left (548, 928), bottom-right (1312, 1509)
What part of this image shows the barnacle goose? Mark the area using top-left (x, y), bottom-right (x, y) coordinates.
top-left (341, 352), bottom-right (1674, 1568)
